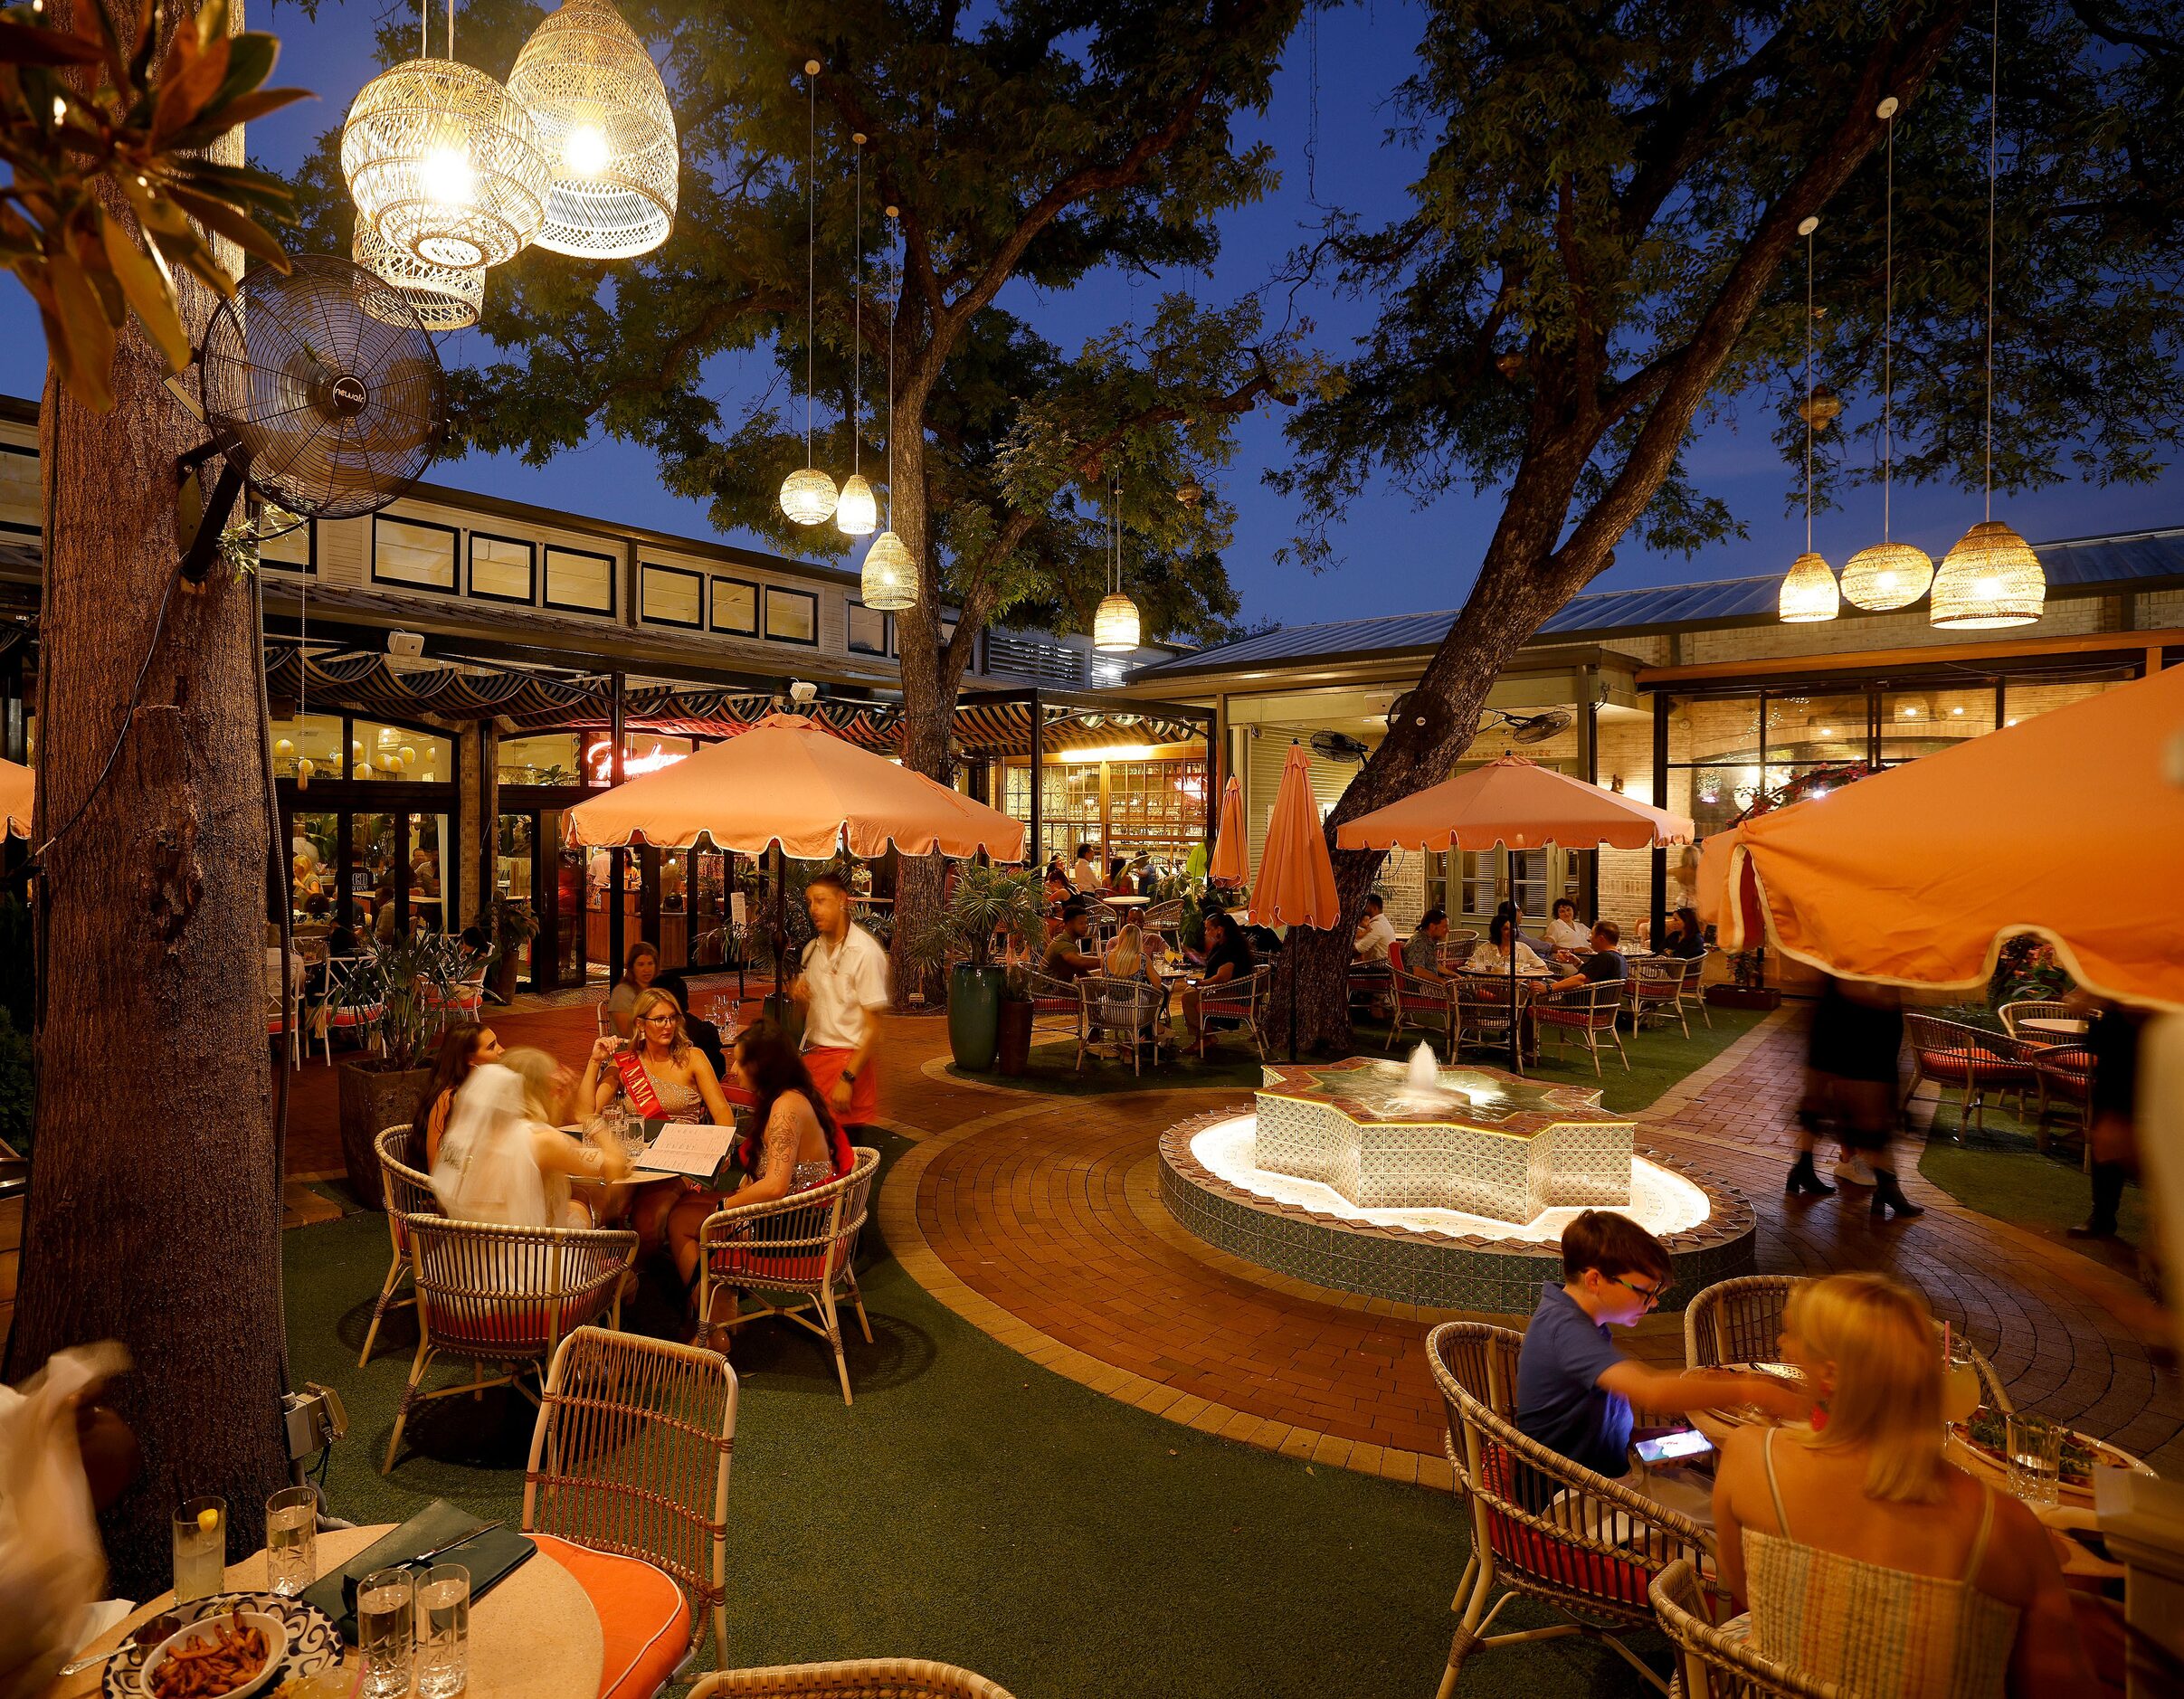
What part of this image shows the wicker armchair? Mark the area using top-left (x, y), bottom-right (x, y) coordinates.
top-left (689, 1663), bottom-right (1016, 1699)
top-left (524, 1326), bottom-right (736, 1670)
top-left (1627, 959), bottom-right (1693, 1037)
top-left (1427, 1321), bottom-right (1704, 1698)
top-left (1537, 979), bottom-right (1629, 1076)
top-left (1386, 965), bottom-right (1457, 1054)
top-left (360, 1123), bottom-right (439, 1367)
top-left (1142, 897), bottom-right (1184, 932)
top-left (383, 1215), bottom-right (637, 1474)
top-left (1649, 1560), bottom-right (1843, 1698)
top-left (1683, 1276), bottom-right (2012, 1412)
top-left (1078, 974), bottom-right (1165, 1076)
top-left (1022, 969), bottom-right (1085, 1054)
top-left (1903, 1013), bottom-right (2037, 1137)
top-left (309, 954), bottom-right (384, 1064)
top-left (697, 1147), bottom-right (880, 1405)
top-left (1998, 998), bottom-right (2074, 1039)
top-left (1439, 937), bottom-right (1479, 973)
top-left (1453, 975), bottom-right (1524, 1060)
top-left (1194, 963), bottom-right (1270, 1060)
top-left (2030, 1045), bottom-right (2093, 1153)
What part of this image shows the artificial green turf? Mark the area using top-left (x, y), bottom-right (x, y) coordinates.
top-left (287, 1134), bottom-right (1668, 1697)
top-left (1915, 1103), bottom-right (2146, 1248)
top-left (951, 1005), bottom-right (1769, 1118)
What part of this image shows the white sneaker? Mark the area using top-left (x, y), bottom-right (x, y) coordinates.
top-left (1832, 1156), bottom-right (1876, 1186)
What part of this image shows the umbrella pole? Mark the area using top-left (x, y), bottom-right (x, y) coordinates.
top-left (1288, 935), bottom-right (1298, 1062)
top-left (771, 845), bottom-right (789, 1028)
top-left (1509, 922), bottom-right (1521, 1077)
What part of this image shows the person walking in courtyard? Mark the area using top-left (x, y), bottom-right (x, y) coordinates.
top-left (1791, 975), bottom-right (1922, 1220)
top-left (793, 869), bottom-right (891, 1132)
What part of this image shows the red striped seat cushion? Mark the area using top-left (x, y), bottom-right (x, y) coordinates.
top-left (529, 1534), bottom-right (691, 1699)
top-left (1918, 1048), bottom-right (2036, 1085)
top-left (1397, 991), bottom-right (1449, 1011)
top-left (1031, 997), bottom-right (1078, 1015)
top-left (708, 1237), bottom-right (851, 1286)
top-left (427, 1284), bottom-right (617, 1351)
top-left (325, 1003), bottom-right (384, 1028)
top-left (1478, 1447), bottom-right (1657, 1609)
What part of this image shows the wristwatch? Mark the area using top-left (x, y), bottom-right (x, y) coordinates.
top-left (841, 1068), bottom-right (859, 1084)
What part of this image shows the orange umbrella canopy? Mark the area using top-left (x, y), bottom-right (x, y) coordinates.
top-left (1255, 744), bottom-right (1341, 929)
top-left (565, 712), bottom-right (1027, 861)
top-left (1209, 774), bottom-right (1249, 884)
top-left (1697, 665), bottom-right (2184, 1011)
top-left (0, 757), bottom-right (28, 840)
top-left (1337, 753), bottom-right (1695, 852)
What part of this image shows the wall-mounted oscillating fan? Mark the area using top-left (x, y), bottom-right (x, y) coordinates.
top-left (176, 253), bottom-right (447, 581)
top-left (1309, 728), bottom-right (1372, 765)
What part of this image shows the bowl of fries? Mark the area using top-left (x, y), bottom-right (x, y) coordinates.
top-left (138, 1608), bottom-right (287, 1699)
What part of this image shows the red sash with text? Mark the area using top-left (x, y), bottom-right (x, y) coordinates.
top-left (613, 1050), bottom-right (665, 1117)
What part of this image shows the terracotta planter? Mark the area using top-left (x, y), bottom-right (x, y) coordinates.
top-left (994, 997), bottom-right (1033, 1077)
top-left (1706, 985), bottom-right (1782, 1011)
top-left (337, 1061), bottom-right (430, 1210)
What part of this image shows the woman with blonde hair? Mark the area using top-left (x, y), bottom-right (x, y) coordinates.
top-left (578, 986), bottom-right (738, 1252)
top-left (431, 1049), bottom-right (628, 1230)
top-left (1713, 1272), bottom-right (2088, 1694)
top-left (1101, 922), bottom-right (1169, 1048)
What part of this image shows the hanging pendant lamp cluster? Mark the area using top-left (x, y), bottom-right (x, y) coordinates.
top-left (1093, 478), bottom-right (1143, 653)
top-left (862, 204), bottom-right (919, 611)
top-left (835, 134), bottom-right (877, 538)
top-left (343, 0), bottom-right (677, 333)
top-left (780, 62), bottom-right (838, 526)
top-left (1779, 10), bottom-right (2044, 630)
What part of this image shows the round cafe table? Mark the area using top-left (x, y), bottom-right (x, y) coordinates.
top-left (2019, 1016), bottom-right (2090, 1039)
top-left (1105, 895), bottom-right (1151, 909)
top-left (50, 1523), bottom-right (603, 1699)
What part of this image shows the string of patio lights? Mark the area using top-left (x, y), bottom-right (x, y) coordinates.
top-left (1780, 0), bottom-right (2046, 629)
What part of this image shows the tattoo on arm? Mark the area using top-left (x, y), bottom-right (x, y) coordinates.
top-left (760, 1103), bottom-right (799, 1187)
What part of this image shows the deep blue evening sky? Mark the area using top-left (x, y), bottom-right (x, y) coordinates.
top-left (5, 0), bottom-right (2179, 630)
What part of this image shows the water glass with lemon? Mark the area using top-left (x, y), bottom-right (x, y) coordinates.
top-left (172, 1497), bottom-right (226, 1603)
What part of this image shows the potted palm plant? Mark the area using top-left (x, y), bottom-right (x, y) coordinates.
top-left (900, 866), bottom-right (1047, 1070)
top-left (490, 899), bottom-right (538, 1001)
top-left (334, 934), bottom-right (456, 1208)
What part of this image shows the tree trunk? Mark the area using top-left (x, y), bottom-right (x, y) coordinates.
top-left (9, 15), bottom-right (286, 1588)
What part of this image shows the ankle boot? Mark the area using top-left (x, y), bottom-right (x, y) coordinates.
top-left (1871, 1167), bottom-right (1924, 1220)
top-left (2068, 1161), bottom-right (2128, 1239)
top-left (1787, 1152), bottom-right (1837, 1197)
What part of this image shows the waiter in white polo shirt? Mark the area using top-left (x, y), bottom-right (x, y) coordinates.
top-left (792, 869), bottom-right (891, 1127)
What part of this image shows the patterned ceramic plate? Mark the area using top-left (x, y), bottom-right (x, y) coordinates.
top-left (103, 1592), bottom-right (341, 1699)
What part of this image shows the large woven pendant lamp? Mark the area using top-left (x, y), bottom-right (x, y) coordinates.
top-left (355, 220), bottom-right (483, 331)
top-left (836, 134), bottom-right (877, 536)
top-left (1842, 97), bottom-right (1934, 612)
top-left (1778, 215), bottom-right (1839, 623)
top-left (507, 0), bottom-right (678, 260)
top-left (344, 0), bottom-right (547, 271)
top-left (1932, 0), bottom-right (2044, 628)
top-left (1093, 479), bottom-right (1142, 653)
top-left (779, 62), bottom-right (838, 526)
top-left (862, 204), bottom-right (918, 612)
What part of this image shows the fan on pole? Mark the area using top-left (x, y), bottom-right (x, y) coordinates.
top-left (176, 254), bottom-right (447, 581)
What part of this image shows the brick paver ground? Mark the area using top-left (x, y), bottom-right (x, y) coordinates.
top-left (885, 1010), bottom-right (2184, 1480)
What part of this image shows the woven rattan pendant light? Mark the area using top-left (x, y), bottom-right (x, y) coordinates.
top-left (1093, 479), bottom-right (1142, 653)
top-left (1932, 0), bottom-right (2044, 628)
top-left (836, 135), bottom-right (877, 536)
top-left (779, 62), bottom-right (838, 527)
top-left (1842, 97), bottom-right (1934, 612)
top-left (355, 219), bottom-right (483, 331)
top-left (862, 205), bottom-right (917, 611)
top-left (507, 0), bottom-right (676, 259)
top-left (1779, 216), bottom-right (1840, 623)
top-left (344, 0), bottom-right (547, 271)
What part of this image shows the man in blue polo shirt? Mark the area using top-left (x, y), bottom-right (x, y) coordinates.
top-left (1517, 1210), bottom-right (1808, 1523)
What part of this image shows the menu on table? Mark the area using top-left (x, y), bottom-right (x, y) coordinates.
top-left (641, 1121), bottom-right (737, 1179)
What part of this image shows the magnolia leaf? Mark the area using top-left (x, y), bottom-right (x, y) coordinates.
top-left (208, 29), bottom-right (277, 109)
top-left (0, 19), bottom-right (108, 67)
top-left (165, 84), bottom-right (311, 150)
top-left (99, 209), bottom-right (188, 371)
top-left (46, 248), bottom-right (115, 412)
top-left (152, 32), bottom-right (231, 147)
top-left (194, 0), bottom-right (230, 59)
top-left (164, 183), bottom-right (288, 270)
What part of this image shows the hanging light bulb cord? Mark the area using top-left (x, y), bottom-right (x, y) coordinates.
top-left (886, 213), bottom-right (897, 527)
top-left (1983, 0), bottom-right (1998, 519)
top-left (1882, 108), bottom-right (1894, 542)
top-left (804, 70), bottom-right (817, 471)
top-left (1804, 223), bottom-right (1815, 555)
top-left (850, 140), bottom-right (862, 479)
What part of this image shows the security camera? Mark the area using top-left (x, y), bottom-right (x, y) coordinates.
top-left (387, 631), bottom-right (425, 660)
top-left (789, 680), bottom-right (818, 703)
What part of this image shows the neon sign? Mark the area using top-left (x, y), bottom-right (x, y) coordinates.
top-left (586, 739), bottom-right (690, 783)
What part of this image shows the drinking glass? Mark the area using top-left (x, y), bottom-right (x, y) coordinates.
top-left (172, 1496), bottom-right (226, 1604)
top-left (264, 1485), bottom-right (318, 1596)
top-left (356, 1567), bottom-right (415, 1699)
top-left (1941, 1338), bottom-right (1983, 1427)
top-left (2006, 1412), bottom-right (2064, 1508)
top-left (413, 1563), bottom-right (470, 1699)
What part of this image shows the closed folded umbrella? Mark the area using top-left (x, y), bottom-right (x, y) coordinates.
top-left (0, 758), bottom-right (30, 840)
top-left (1208, 775), bottom-right (1249, 888)
top-left (1341, 754), bottom-right (1695, 1069)
top-left (1697, 666), bottom-right (2184, 1011)
top-left (1256, 743), bottom-right (1342, 1058)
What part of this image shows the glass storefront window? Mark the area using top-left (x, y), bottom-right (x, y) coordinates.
top-left (1667, 696), bottom-right (1761, 766)
top-left (409, 813), bottom-right (451, 931)
top-left (499, 733), bottom-right (585, 787)
top-left (1765, 693), bottom-right (1867, 765)
top-left (270, 712), bottom-right (346, 783)
top-left (354, 720), bottom-right (449, 782)
top-left (289, 811), bottom-right (338, 925)
top-left (2001, 673), bottom-right (2131, 726)
top-left (1878, 685), bottom-right (1996, 762)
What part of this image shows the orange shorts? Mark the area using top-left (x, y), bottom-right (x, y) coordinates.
top-left (802, 1045), bottom-right (877, 1127)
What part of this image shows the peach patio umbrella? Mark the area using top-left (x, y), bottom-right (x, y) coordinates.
top-left (0, 757), bottom-right (29, 839)
top-left (1697, 665), bottom-right (2184, 1011)
top-left (1339, 753), bottom-right (1695, 1069)
top-left (1256, 743), bottom-right (1342, 1058)
top-left (1208, 774), bottom-right (1249, 888)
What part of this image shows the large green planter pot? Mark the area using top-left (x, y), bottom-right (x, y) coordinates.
top-left (947, 963), bottom-right (1007, 1071)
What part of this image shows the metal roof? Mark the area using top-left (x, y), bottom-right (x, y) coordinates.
top-left (1131, 526), bottom-right (2184, 680)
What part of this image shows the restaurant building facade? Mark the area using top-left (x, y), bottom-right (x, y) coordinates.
top-left (2, 390), bottom-right (2177, 994)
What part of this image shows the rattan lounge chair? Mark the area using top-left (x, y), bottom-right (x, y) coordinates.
top-left (1078, 974), bottom-right (1164, 1076)
top-left (1023, 969), bottom-right (1085, 1054)
top-left (1427, 1321), bottom-right (1706, 1697)
top-left (384, 1214), bottom-right (637, 1474)
top-left (525, 1325), bottom-right (736, 1676)
top-left (1194, 963), bottom-right (1270, 1060)
top-left (1537, 979), bottom-right (1629, 1076)
top-left (1387, 964), bottom-right (1457, 1055)
top-left (1649, 1560), bottom-right (1843, 1698)
top-left (697, 1148), bottom-right (879, 1405)
top-left (1903, 1012), bottom-right (2037, 1138)
top-left (359, 1122), bottom-right (438, 1367)
top-left (689, 1662), bottom-right (1017, 1698)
